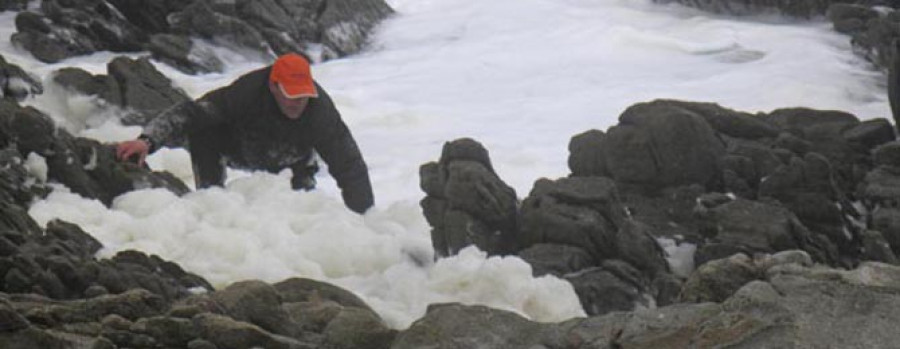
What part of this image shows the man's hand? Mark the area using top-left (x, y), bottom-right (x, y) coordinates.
top-left (116, 139), bottom-right (150, 166)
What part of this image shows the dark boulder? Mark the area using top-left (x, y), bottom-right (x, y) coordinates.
top-left (603, 99), bottom-right (726, 191)
top-left (517, 244), bottom-right (595, 277)
top-left (148, 34), bottom-right (224, 75)
top-left (0, 55), bottom-right (41, 101)
top-left (211, 280), bottom-right (298, 339)
top-left (519, 177), bottom-right (623, 262)
top-left (566, 266), bottom-right (646, 316)
top-left (419, 138), bottom-right (518, 257)
top-left (12, 0), bottom-right (146, 63)
top-left (652, 0), bottom-right (880, 18)
top-left (696, 196), bottom-right (838, 266)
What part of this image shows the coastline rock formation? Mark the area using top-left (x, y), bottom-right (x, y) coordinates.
top-left (9, 0), bottom-right (394, 73)
top-left (421, 99), bottom-right (900, 321)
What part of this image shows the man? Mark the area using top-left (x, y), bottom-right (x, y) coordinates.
top-left (117, 53), bottom-right (374, 214)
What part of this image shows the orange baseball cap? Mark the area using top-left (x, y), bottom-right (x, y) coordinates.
top-left (270, 53), bottom-right (318, 98)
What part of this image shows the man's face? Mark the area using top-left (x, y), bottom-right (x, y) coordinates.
top-left (269, 82), bottom-right (310, 119)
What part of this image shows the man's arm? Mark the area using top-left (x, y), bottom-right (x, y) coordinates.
top-left (314, 109), bottom-right (374, 214)
top-left (117, 93), bottom-right (227, 165)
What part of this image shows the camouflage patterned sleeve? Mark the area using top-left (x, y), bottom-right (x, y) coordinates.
top-left (140, 94), bottom-right (226, 153)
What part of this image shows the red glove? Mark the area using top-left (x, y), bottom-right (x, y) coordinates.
top-left (116, 139), bottom-right (150, 166)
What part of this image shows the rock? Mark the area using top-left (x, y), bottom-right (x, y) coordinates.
top-left (273, 278), bottom-right (374, 314)
top-left (874, 141), bottom-right (900, 168)
top-left (283, 300), bottom-right (342, 333)
top-left (192, 312), bottom-right (314, 349)
top-left (0, 327), bottom-right (97, 349)
top-left (0, 55), bottom-right (42, 101)
top-left (604, 99), bottom-right (726, 191)
top-left (861, 230), bottom-right (899, 264)
top-left (520, 177), bottom-right (622, 261)
top-left (318, 0), bottom-right (394, 56)
top-left (652, 0), bottom-right (875, 18)
top-left (321, 307), bottom-right (395, 349)
top-left (567, 267), bottom-right (645, 316)
top-left (34, 289), bottom-right (167, 324)
top-left (697, 198), bottom-right (838, 265)
top-left (104, 56), bottom-right (191, 125)
top-left (12, 0), bottom-right (146, 63)
top-left (614, 220), bottom-right (670, 278)
top-left (842, 118), bottom-right (895, 151)
top-left (419, 138), bottom-right (518, 257)
top-left (391, 303), bottom-right (561, 349)
top-left (672, 100), bottom-right (780, 139)
top-left (148, 34), bottom-right (224, 75)
top-left (211, 280), bottom-right (297, 339)
top-left (0, 299), bottom-right (29, 332)
top-left (680, 253), bottom-right (760, 303)
top-left (0, 0), bottom-right (28, 11)
top-left (105, 0), bottom-right (191, 34)
top-left (872, 207), bottom-right (900, 256)
top-left (130, 316), bottom-right (198, 347)
top-left (828, 3), bottom-right (880, 34)
top-left (517, 244), bottom-right (595, 277)
top-left (568, 129), bottom-right (607, 177)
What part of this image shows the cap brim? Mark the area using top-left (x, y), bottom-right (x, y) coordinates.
top-left (278, 83), bottom-right (318, 99)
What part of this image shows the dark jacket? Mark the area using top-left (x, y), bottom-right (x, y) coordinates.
top-left (142, 67), bottom-right (374, 213)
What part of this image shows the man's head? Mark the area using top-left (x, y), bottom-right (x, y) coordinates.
top-left (269, 53), bottom-right (318, 119)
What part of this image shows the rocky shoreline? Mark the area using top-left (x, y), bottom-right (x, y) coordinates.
top-left (2, 0), bottom-right (900, 348)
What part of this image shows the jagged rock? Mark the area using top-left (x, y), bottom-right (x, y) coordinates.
top-left (696, 197), bottom-right (838, 265)
top-left (0, 55), bottom-right (42, 101)
top-left (603, 99), bottom-right (726, 191)
top-left (861, 230), bottom-right (899, 264)
top-left (22, 289), bottom-right (167, 326)
top-left (872, 207), bottom-right (900, 257)
top-left (828, 3), bottom-right (881, 34)
top-left (653, 0), bottom-right (883, 18)
top-left (319, 0), bottom-right (394, 56)
top-left (520, 177), bottom-right (624, 261)
top-left (568, 129), bottom-right (606, 177)
top-left (104, 56), bottom-right (191, 125)
top-left (211, 280), bottom-right (297, 339)
top-left (283, 300), bottom-right (341, 334)
top-left (12, 11), bottom-right (97, 63)
top-left (615, 220), bottom-right (670, 278)
top-left (0, 148), bottom-right (45, 211)
top-left (671, 100), bottom-right (780, 139)
top-left (105, 0), bottom-right (191, 34)
top-left (420, 138), bottom-right (518, 257)
top-left (273, 278), bottom-right (373, 314)
top-left (391, 303), bottom-right (564, 349)
top-left (0, 299), bottom-right (29, 332)
top-left (0, 0), bottom-right (28, 11)
top-left (680, 253), bottom-right (759, 303)
top-left (567, 266), bottom-right (646, 316)
top-left (517, 244), bottom-right (595, 277)
top-left (130, 316), bottom-right (198, 348)
top-left (148, 34), bottom-right (224, 75)
top-left (617, 184), bottom-right (705, 239)
top-left (0, 327), bottom-right (99, 349)
top-left (757, 153), bottom-right (853, 256)
top-left (169, 0), bottom-right (273, 55)
top-left (12, 0), bottom-right (146, 63)
top-left (567, 261), bottom-right (900, 347)
top-left (841, 118), bottom-right (895, 151)
top-left (192, 312), bottom-right (314, 349)
top-left (1, 100), bottom-right (55, 155)
top-left (321, 307), bottom-right (395, 349)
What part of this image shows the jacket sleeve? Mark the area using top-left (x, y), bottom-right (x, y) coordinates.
top-left (141, 92), bottom-right (227, 152)
top-left (314, 108), bottom-right (374, 214)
